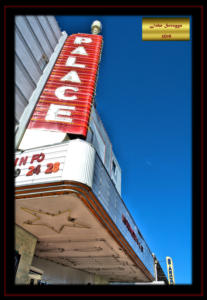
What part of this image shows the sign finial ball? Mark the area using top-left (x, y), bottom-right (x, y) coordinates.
top-left (91, 20), bottom-right (102, 34)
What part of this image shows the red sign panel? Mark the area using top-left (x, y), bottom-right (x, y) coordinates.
top-left (28, 33), bottom-right (103, 137)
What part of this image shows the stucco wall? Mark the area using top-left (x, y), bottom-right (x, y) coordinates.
top-left (15, 225), bottom-right (37, 284)
top-left (32, 256), bottom-right (108, 285)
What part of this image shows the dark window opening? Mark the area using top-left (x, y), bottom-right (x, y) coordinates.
top-left (14, 250), bottom-right (21, 277)
top-left (112, 161), bottom-right (116, 173)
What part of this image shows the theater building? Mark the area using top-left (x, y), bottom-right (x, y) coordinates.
top-left (14, 16), bottom-right (167, 285)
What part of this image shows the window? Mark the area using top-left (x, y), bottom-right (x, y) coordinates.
top-left (14, 250), bottom-right (21, 277)
top-left (92, 126), bottom-right (106, 163)
top-left (112, 161), bottom-right (116, 174)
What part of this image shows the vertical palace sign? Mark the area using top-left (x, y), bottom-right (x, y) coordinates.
top-left (27, 33), bottom-right (103, 137)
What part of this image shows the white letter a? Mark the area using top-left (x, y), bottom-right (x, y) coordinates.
top-left (61, 70), bottom-right (81, 83)
top-left (71, 46), bottom-right (88, 56)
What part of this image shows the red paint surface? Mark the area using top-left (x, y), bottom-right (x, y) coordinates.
top-left (28, 33), bottom-right (103, 137)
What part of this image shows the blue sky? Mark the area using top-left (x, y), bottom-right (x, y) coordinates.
top-left (55, 15), bottom-right (192, 284)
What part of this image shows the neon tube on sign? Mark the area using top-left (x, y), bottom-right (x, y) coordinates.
top-left (28, 34), bottom-right (103, 137)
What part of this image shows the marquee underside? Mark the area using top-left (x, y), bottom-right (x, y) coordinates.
top-left (15, 181), bottom-right (154, 283)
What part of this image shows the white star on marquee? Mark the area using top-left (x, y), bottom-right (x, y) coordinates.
top-left (21, 207), bottom-right (90, 233)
